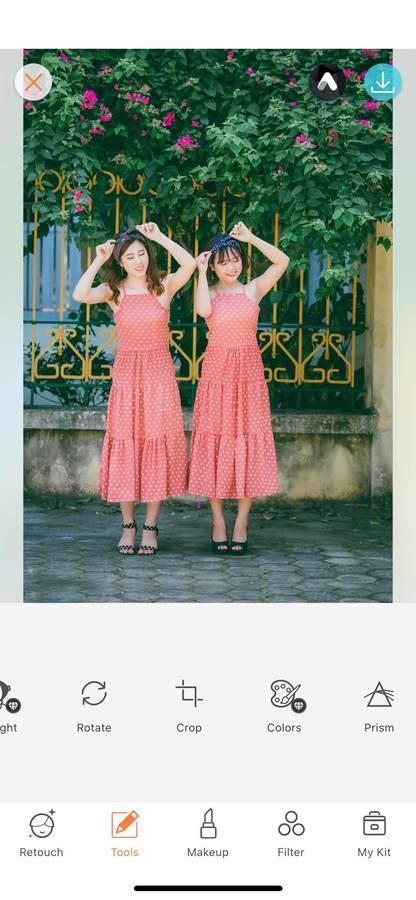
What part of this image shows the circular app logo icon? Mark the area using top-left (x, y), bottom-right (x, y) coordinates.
top-left (15, 64), bottom-right (53, 101)
top-left (364, 64), bottom-right (401, 103)
top-left (5, 698), bottom-right (21, 713)
top-left (309, 64), bottom-right (346, 101)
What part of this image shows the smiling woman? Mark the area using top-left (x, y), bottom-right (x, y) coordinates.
top-left (188, 222), bottom-right (290, 555)
top-left (72, 221), bottom-right (195, 557)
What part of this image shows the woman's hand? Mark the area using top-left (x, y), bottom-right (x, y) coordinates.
top-left (195, 251), bottom-right (211, 273)
top-left (229, 221), bottom-right (252, 243)
top-left (136, 222), bottom-right (162, 240)
top-left (95, 240), bottom-right (115, 263)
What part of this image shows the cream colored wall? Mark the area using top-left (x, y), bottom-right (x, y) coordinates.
top-left (365, 222), bottom-right (393, 496)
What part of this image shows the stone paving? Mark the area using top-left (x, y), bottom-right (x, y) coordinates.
top-left (24, 496), bottom-right (392, 603)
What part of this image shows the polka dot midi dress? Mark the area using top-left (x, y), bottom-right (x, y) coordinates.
top-left (188, 287), bottom-right (279, 499)
top-left (98, 286), bottom-right (187, 502)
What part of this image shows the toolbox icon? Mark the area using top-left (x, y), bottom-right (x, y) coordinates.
top-left (363, 811), bottom-right (387, 836)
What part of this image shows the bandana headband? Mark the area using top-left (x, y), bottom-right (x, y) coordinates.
top-left (209, 234), bottom-right (242, 259)
top-left (112, 227), bottom-right (144, 263)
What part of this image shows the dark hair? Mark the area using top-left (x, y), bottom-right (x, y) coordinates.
top-left (103, 230), bottom-right (165, 303)
top-left (206, 233), bottom-right (247, 285)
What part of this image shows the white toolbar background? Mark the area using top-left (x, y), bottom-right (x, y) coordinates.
top-left (0, 604), bottom-right (414, 801)
top-left (0, 801), bottom-right (411, 900)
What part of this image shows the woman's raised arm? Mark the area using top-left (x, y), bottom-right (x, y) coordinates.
top-left (229, 221), bottom-right (290, 303)
top-left (72, 241), bottom-right (114, 304)
top-left (136, 223), bottom-right (195, 303)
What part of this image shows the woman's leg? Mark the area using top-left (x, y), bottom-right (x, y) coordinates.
top-left (231, 498), bottom-right (252, 551)
top-left (210, 498), bottom-right (228, 550)
top-left (138, 501), bottom-right (161, 555)
top-left (118, 501), bottom-right (137, 554)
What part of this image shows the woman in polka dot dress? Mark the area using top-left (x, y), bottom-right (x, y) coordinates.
top-left (188, 222), bottom-right (290, 554)
top-left (73, 223), bottom-right (195, 555)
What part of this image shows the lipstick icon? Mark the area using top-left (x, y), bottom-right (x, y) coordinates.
top-left (200, 808), bottom-right (217, 839)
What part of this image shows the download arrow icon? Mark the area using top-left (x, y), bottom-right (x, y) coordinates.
top-left (376, 71), bottom-right (391, 89)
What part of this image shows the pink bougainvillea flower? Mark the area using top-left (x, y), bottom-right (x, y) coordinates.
top-left (24, 101), bottom-right (33, 110)
top-left (73, 191), bottom-right (83, 200)
top-left (113, 83), bottom-right (119, 89)
top-left (343, 68), bottom-right (355, 77)
top-left (23, 49), bottom-right (30, 56)
top-left (340, 99), bottom-right (350, 106)
top-left (180, 100), bottom-right (187, 108)
top-left (59, 52), bottom-right (72, 63)
top-left (289, 101), bottom-right (298, 107)
top-left (177, 134), bottom-right (192, 146)
top-left (79, 115), bottom-right (86, 122)
top-left (82, 89), bottom-right (98, 109)
top-left (326, 128), bottom-right (339, 147)
top-left (162, 112), bottom-right (176, 127)
top-left (284, 68), bottom-right (290, 75)
top-left (176, 134), bottom-right (199, 151)
top-left (295, 134), bottom-right (309, 143)
top-left (359, 119), bottom-right (371, 126)
top-left (74, 204), bottom-right (83, 212)
top-left (289, 77), bottom-right (297, 84)
top-left (80, 137), bottom-right (88, 145)
top-left (364, 100), bottom-right (379, 110)
top-left (100, 112), bottom-right (112, 122)
top-left (97, 66), bottom-right (112, 74)
top-left (385, 134), bottom-right (392, 141)
top-left (246, 67), bottom-right (254, 76)
top-left (357, 71), bottom-right (367, 80)
top-left (277, 165), bottom-right (284, 173)
top-left (191, 120), bottom-right (199, 126)
top-left (140, 96), bottom-right (150, 104)
top-left (362, 49), bottom-right (377, 57)
top-left (89, 126), bottom-right (104, 135)
top-left (132, 114), bottom-right (138, 120)
top-left (227, 50), bottom-right (234, 60)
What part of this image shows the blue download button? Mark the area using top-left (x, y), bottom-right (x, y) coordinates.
top-left (364, 63), bottom-right (402, 102)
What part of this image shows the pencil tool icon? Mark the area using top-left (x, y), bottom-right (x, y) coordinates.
top-left (200, 808), bottom-right (217, 839)
top-left (112, 810), bottom-right (139, 838)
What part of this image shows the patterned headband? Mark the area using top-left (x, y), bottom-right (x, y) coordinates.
top-left (112, 227), bottom-right (144, 263)
top-left (209, 234), bottom-right (242, 258)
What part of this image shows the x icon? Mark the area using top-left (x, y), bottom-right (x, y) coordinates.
top-left (24, 70), bottom-right (43, 94)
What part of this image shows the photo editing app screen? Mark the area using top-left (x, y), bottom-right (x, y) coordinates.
top-left (1, 38), bottom-right (415, 900)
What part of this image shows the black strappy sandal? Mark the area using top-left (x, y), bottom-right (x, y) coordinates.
top-left (230, 533), bottom-right (249, 554)
top-left (117, 519), bottom-right (137, 555)
top-left (137, 523), bottom-right (159, 555)
top-left (212, 531), bottom-right (229, 554)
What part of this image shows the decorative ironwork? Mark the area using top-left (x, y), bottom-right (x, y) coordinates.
top-left (24, 170), bottom-right (367, 411)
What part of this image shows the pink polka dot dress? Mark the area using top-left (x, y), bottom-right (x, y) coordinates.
top-left (98, 285), bottom-right (187, 502)
top-left (188, 286), bottom-right (279, 499)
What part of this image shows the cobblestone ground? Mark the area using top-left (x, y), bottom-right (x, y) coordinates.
top-left (24, 496), bottom-right (392, 603)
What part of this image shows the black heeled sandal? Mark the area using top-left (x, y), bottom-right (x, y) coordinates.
top-left (212, 531), bottom-right (229, 554)
top-left (230, 535), bottom-right (249, 554)
top-left (117, 520), bottom-right (137, 554)
top-left (137, 523), bottom-right (159, 555)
